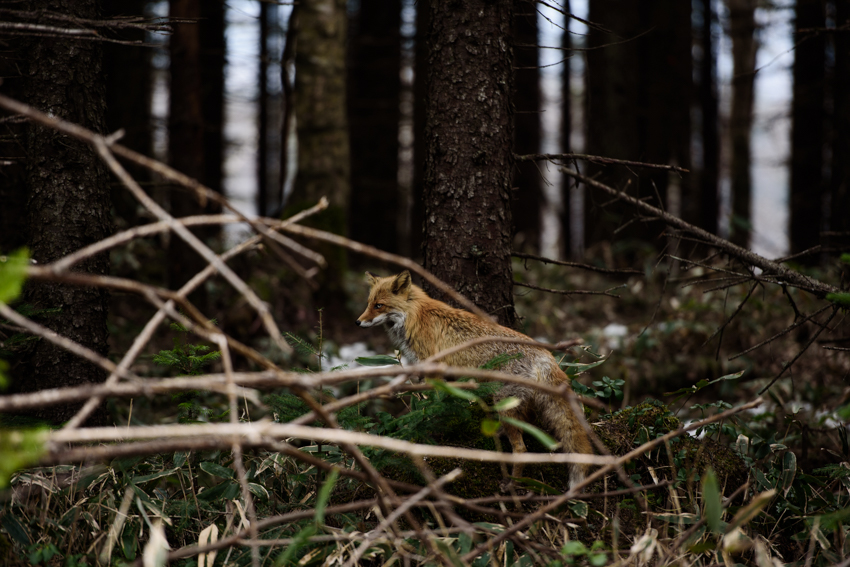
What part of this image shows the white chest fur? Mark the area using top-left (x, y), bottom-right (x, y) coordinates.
top-left (383, 312), bottom-right (418, 363)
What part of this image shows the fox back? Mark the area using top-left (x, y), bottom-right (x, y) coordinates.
top-left (356, 271), bottom-right (593, 488)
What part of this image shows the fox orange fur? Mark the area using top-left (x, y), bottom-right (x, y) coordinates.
top-left (356, 270), bottom-right (593, 487)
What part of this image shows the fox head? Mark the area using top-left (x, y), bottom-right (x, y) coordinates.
top-left (355, 271), bottom-right (413, 328)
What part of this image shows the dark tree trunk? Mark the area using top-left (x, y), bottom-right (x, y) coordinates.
top-left (694, 0), bottom-right (719, 235)
top-left (199, 0), bottom-right (225, 203)
top-left (103, 0), bottom-right (152, 229)
top-left (347, 0), bottom-right (402, 252)
top-left (15, 0), bottom-right (113, 425)
top-left (168, 0), bottom-right (219, 307)
top-left (584, 1), bottom-right (691, 250)
top-left (561, 1), bottom-right (572, 256)
top-left (288, 0), bottom-right (351, 316)
top-left (512, 1), bottom-right (542, 253)
top-left (585, 0), bottom-right (641, 248)
top-left (643, 0), bottom-right (692, 228)
top-left (411, 0), bottom-right (430, 258)
top-left (422, 0), bottom-right (517, 328)
top-left (727, 0), bottom-right (757, 249)
top-left (789, 0), bottom-right (826, 262)
top-left (830, 0), bottom-right (850, 267)
top-left (0, 29), bottom-right (28, 253)
top-left (258, 0), bottom-right (271, 217)
top-left (168, 0), bottom-right (205, 283)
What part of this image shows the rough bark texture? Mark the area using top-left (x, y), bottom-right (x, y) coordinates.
top-left (727, 0), bottom-right (757, 248)
top-left (103, 0), bottom-right (152, 228)
top-left (16, 0), bottom-right (112, 425)
top-left (830, 0), bottom-right (850, 272)
top-left (695, 0), bottom-right (719, 235)
top-left (584, 0), bottom-right (691, 249)
top-left (168, 0), bottom-right (208, 302)
top-left (347, 0), bottom-right (402, 253)
top-left (789, 0), bottom-right (826, 261)
top-left (0, 28), bottom-right (28, 253)
top-left (512, 2), bottom-right (542, 252)
top-left (423, 0), bottom-right (517, 328)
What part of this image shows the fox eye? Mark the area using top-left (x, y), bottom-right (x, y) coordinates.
top-left (374, 303), bottom-right (383, 309)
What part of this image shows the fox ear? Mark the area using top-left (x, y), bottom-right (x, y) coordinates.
top-left (391, 271), bottom-right (412, 295)
top-left (365, 271), bottom-right (379, 286)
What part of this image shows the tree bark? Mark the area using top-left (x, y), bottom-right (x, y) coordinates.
top-left (789, 0), bottom-right (826, 262)
top-left (584, 1), bottom-right (690, 251)
top-left (0, 24), bottom-right (28, 253)
top-left (512, 2), bottom-right (542, 253)
top-left (199, 0), bottom-right (226, 205)
top-left (561, 1), bottom-right (572, 256)
top-left (411, 0), bottom-right (430, 258)
top-left (830, 0), bottom-right (850, 271)
top-left (288, 0), bottom-right (351, 316)
top-left (695, 0), bottom-right (720, 235)
top-left (585, 0), bottom-right (641, 249)
top-left (727, 0), bottom-right (757, 248)
top-left (258, 0), bottom-right (271, 217)
top-left (103, 0), bottom-right (152, 229)
top-left (422, 0), bottom-right (517, 328)
top-left (289, 0), bottom-right (350, 217)
top-left (16, 0), bottom-right (112, 425)
top-left (347, 0), bottom-right (402, 253)
top-left (168, 0), bottom-right (209, 304)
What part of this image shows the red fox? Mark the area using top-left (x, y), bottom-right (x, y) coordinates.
top-left (356, 270), bottom-right (593, 488)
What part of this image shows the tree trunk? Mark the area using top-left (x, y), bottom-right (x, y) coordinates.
top-left (168, 0), bottom-right (209, 305)
top-left (727, 0), bottom-right (757, 248)
top-left (584, 1), bottom-right (691, 251)
top-left (200, 0), bottom-right (226, 204)
top-left (789, 0), bottom-right (826, 262)
top-left (422, 0), bottom-right (517, 328)
top-left (288, 0), bottom-right (351, 316)
top-left (512, 2), bottom-right (542, 253)
top-left (103, 0), bottom-right (152, 229)
top-left (16, 0), bottom-right (113, 425)
top-left (694, 0), bottom-right (720, 235)
top-left (585, 0), bottom-right (641, 249)
top-left (258, 0), bottom-right (271, 217)
top-left (0, 28), bottom-right (28, 253)
top-left (410, 0), bottom-right (430, 258)
top-left (830, 0), bottom-right (850, 270)
top-left (561, 1), bottom-right (572, 256)
top-left (347, 0), bottom-right (402, 253)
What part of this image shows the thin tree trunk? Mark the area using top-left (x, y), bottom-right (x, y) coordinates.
top-left (168, 0), bottom-right (208, 304)
top-left (584, 0), bottom-right (642, 248)
top-left (561, 1), bottom-right (572, 257)
top-left (258, 0), bottom-right (271, 217)
top-left (727, 0), bottom-right (757, 248)
top-left (199, 1), bottom-right (225, 226)
top-left (830, 0), bottom-right (850, 272)
top-left (0, 27), bottom-right (28, 253)
top-left (423, 0), bottom-right (517, 328)
top-left (512, 1), bottom-right (542, 253)
top-left (789, 0), bottom-right (826, 262)
top-left (347, 0), bottom-right (402, 252)
top-left (696, 0), bottom-right (720, 235)
top-left (103, 0), bottom-right (152, 229)
top-left (288, 0), bottom-right (351, 316)
top-left (17, 0), bottom-right (113, 425)
top-left (410, 0), bottom-right (430, 258)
